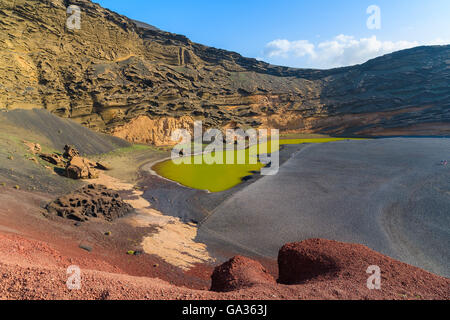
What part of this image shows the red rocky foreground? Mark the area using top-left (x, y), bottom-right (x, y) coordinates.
top-left (210, 239), bottom-right (449, 299)
top-left (0, 228), bottom-right (448, 299)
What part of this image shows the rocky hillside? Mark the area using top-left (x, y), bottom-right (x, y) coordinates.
top-left (1, 0), bottom-right (449, 145)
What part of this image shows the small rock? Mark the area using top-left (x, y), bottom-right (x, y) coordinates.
top-left (23, 141), bottom-right (41, 154)
top-left (79, 244), bottom-right (92, 252)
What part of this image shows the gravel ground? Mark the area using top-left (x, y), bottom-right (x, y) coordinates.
top-left (198, 138), bottom-right (450, 277)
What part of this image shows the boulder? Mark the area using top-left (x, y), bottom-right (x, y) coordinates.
top-left (65, 156), bottom-right (98, 179)
top-left (210, 255), bottom-right (275, 292)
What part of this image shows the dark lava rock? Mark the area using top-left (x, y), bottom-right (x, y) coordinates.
top-left (45, 184), bottom-right (134, 222)
top-left (210, 255), bottom-right (275, 292)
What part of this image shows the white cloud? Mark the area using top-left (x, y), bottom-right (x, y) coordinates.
top-left (263, 35), bottom-right (448, 69)
top-left (265, 39), bottom-right (315, 59)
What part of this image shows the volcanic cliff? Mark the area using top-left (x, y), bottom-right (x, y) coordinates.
top-left (0, 0), bottom-right (449, 145)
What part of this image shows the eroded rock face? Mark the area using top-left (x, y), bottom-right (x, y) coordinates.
top-left (110, 115), bottom-right (194, 146)
top-left (210, 255), bottom-right (275, 292)
top-left (0, 0), bottom-right (449, 139)
top-left (45, 184), bottom-right (134, 222)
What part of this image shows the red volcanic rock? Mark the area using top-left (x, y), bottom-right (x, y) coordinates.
top-left (278, 240), bottom-right (339, 284)
top-left (210, 255), bottom-right (275, 292)
top-left (278, 238), bottom-right (450, 298)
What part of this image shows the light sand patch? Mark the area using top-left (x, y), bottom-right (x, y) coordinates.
top-left (89, 173), bottom-right (138, 193)
top-left (88, 173), bottom-right (214, 270)
top-left (141, 222), bottom-right (214, 271)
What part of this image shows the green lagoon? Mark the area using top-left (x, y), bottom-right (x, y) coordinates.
top-left (152, 138), bottom-right (357, 192)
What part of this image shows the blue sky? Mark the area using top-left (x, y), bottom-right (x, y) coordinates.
top-left (96, 0), bottom-right (450, 69)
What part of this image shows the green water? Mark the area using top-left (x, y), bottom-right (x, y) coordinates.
top-left (152, 138), bottom-right (357, 192)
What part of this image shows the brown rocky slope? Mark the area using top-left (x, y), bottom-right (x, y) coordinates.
top-left (0, 0), bottom-right (449, 145)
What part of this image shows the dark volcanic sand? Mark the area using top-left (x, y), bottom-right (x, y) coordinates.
top-left (1, 109), bottom-right (129, 155)
top-left (196, 138), bottom-right (450, 278)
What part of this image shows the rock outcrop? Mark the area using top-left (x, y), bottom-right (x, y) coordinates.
top-left (45, 184), bottom-right (134, 222)
top-left (210, 255), bottom-right (275, 292)
top-left (0, 0), bottom-right (449, 141)
top-left (31, 144), bottom-right (109, 179)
